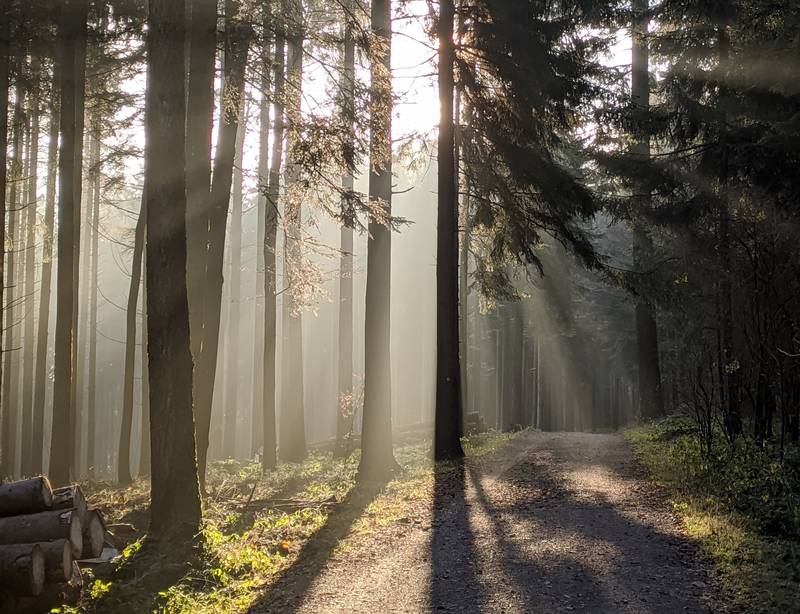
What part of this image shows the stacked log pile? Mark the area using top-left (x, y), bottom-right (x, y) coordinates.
top-left (0, 477), bottom-right (107, 613)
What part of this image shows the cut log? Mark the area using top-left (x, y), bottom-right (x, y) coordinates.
top-left (0, 544), bottom-right (45, 596)
top-left (37, 539), bottom-right (73, 583)
top-left (0, 540), bottom-right (70, 583)
top-left (0, 509), bottom-right (82, 557)
top-left (0, 477), bottom-right (53, 517)
top-left (80, 510), bottom-right (105, 559)
top-left (51, 485), bottom-right (87, 522)
top-left (2, 560), bottom-right (82, 614)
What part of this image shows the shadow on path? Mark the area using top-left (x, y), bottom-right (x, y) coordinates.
top-left (248, 481), bottom-right (384, 613)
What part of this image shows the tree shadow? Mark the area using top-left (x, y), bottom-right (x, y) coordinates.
top-left (430, 461), bottom-right (488, 612)
top-left (247, 480), bottom-right (385, 613)
top-left (461, 450), bottom-right (717, 613)
top-left (83, 535), bottom-right (203, 614)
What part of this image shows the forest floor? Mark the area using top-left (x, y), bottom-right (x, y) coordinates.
top-left (78, 431), bottom-right (736, 613)
top-left (252, 431), bottom-right (728, 614)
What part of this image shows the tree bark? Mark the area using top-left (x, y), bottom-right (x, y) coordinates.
top-left (50, 0), bottom-right (88, 486)
top-left (0, 477), bottom-right (53, 516)
top-left (434, 0), bottom-right (464, 460)
top-left (631, 0), bottom-right (664, 420)
top-left (144, 0), bottom-right (202, 540)
top-left (223, 99), bottom-right (247, 459)
top-left (0, 2), bottom-right (8, 478)
top-left (335, 0), bottom-right (356, 459)
top-left (279, 0), bottom-right (307, 463)
top-left (138, 257), bottom-right (150, 477)
top-left (186, 0), bottom-right (217, 490)
top-left (117, 197), bottom-right (145, 485)
top-left (195, 0), bottom-right (251, 485)
top-left (262, 19), bottom-right (285, 473)
top-left (0, 509), bottom-right (82, 555)
top-left (32, 67), bottom-right (59, 477)
top-left (0, 544), bottom-right (44, 596)
top-left (251, 8), bottom-right (271, 457)
top-left (359, 0), bottom-right (397, 480)
top-left (21, 55), bottom-right (41, 477)
top-left (2, 60), bottom-right (24, 478)
top-left (86, 127), bottom-right (100, 476)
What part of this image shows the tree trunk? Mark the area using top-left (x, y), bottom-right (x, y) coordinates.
top-left (194, 0), bottom-right (250, 486)
top-left (335, 1), bottom-right (356, 459)
top-left (223, 100), bottom-right (247, 459)
top-left (139, 257), bottom-right (150, 477)
top-left (50, 0), bottom-right (88, 486)
top-left (262, 18), bottom-right (284, 473)
top-left (0, 477), bottom-right (53, 516)
top-left (144, 0), bottom-right (202, 540)
top-left (359, 0), bottom-right (397, 480)
top-left (85, 128), bottom-right (100, 476)
top-left (279, 0), bottom-right (307, 464)
top-left (631, 0), bottom-right (663, 420)
top-left (32, 68), bottom-right (59, 477)
top-left (185, 0), bottom-right (217, 489)
top-left (0, 3), bottom-right (8, 478)
top-left (434, 0), bottom-right (464, 461)
top-left (2, 62), bottom-right (24, 478)
top-left (21, 55), bottom-right (41, 477)
top-left (117, 197), bottom-right (145, 485)
top-left (251, 9), bottom-right (271, 457)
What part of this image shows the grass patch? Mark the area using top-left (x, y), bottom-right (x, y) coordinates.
top-left (75, 430), bottom-right (519, 613)
top-left (627, 417), bottom-right (800, 612)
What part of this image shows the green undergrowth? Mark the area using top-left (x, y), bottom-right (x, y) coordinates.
top-left (626, 416), bottom-right (800, 612)
top-left (70, 430), bottom-right (519, 614)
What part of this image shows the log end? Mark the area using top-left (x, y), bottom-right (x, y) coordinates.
top-left (38, 477), bottom-right (53, 510)
top-left (60, 540), bottom-right (73, 584)
top-left (83, 511), bottom-right (105, 559)
top-left (29, 545), bottom-right (45, 597)
top-left (69, 512), bottom-right (83, 559)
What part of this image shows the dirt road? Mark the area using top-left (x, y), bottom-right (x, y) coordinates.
top-left (253, 432), bottom-right (726, 613)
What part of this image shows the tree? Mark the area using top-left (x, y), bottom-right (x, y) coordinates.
top-left (278, 0), bottom-right (307, 464)
top-left (223, 99), bottom-right (247, 459)
top-left (251, 11), bottom-right (271, 458)
top-left (359, 0), bottom-right (397, 482)
top-left (117, 197), bottom-right (145, 485)
top-left (50, 0), bottom-right (88, 486)
top-left (0, 4), bottom-right (9, 477)
top-left (262, 5), bottom-right (285, 473)
top-left (631, 0), bottom-right (663, 420)
top-left (32, 63), bottom-right (59, 476)
top-left (434, 0), bottom-right (464, 461)
top-left (185, 0), bottom-right (217, 488)
top-left (21, 54), bottom-right (41, 477)
top-left (144, 0), bottom-right (201, 540)
top-left (194, 0), bottom-right (251, 484)
top-left (335, 0), bottom-right (356, 459)
top-left (2, 54), bottom-right (25, 478)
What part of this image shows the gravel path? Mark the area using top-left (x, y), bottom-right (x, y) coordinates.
top-left (252, 432), bottom-right (728, 614)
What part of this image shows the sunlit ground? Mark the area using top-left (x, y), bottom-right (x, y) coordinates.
top-left (77, 430), bottom-right (521, 613)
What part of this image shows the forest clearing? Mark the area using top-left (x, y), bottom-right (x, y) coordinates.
top-left (1, 0), bottom-right (799, 612)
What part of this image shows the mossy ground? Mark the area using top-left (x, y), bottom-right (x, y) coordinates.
top-left (626, 417), bottom-right (800, 612)
top-left (66, 430), bottom-right (520, 614)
